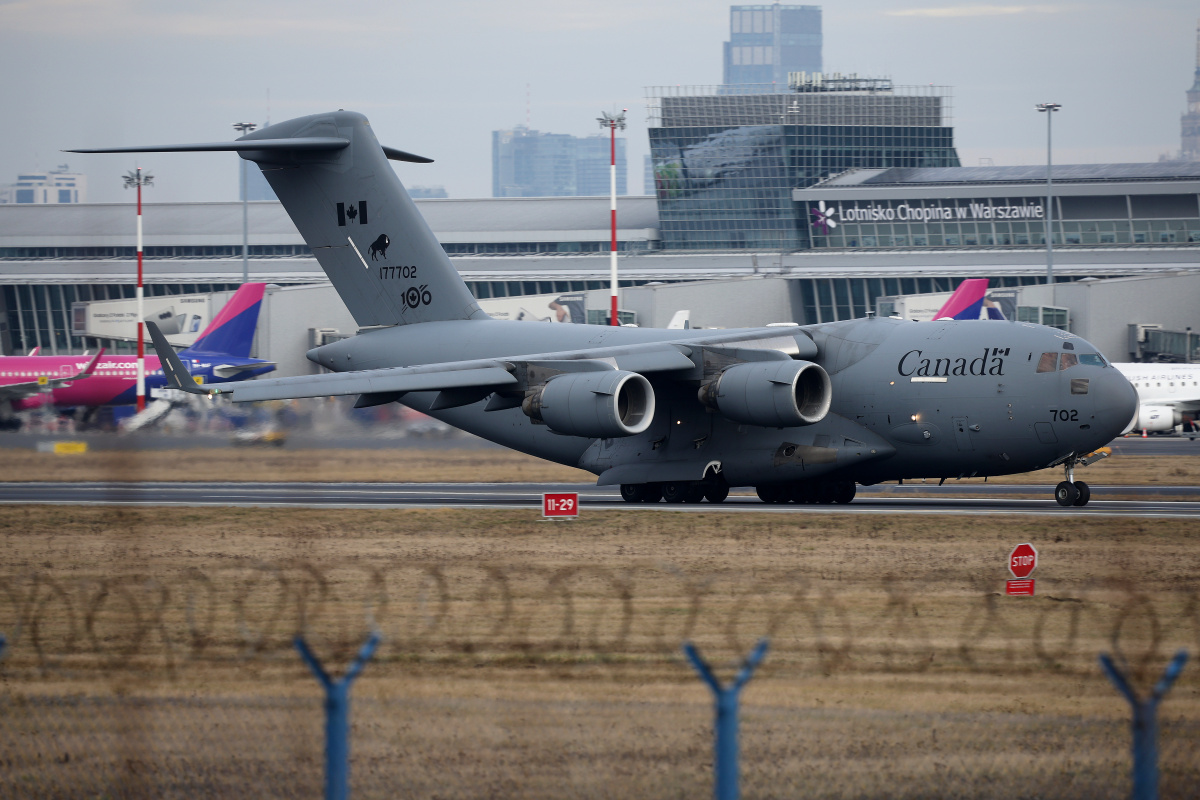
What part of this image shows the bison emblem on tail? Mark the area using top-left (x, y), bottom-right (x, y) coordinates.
top-left (369, 233), bottom-right (390, 260)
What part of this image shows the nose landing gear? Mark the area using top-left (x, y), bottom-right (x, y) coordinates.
top-left (1054, 455), bottom-right (1093, 507)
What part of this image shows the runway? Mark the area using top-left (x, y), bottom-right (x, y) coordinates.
top-left (3, 481), bottom-right (1200, 518)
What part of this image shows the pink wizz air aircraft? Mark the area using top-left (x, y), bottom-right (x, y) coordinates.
top-left (0, 283), bottom-right (274, 429)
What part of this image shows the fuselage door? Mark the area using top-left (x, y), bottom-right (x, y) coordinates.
top-left (1034, 421), bottom-right (1058, 444)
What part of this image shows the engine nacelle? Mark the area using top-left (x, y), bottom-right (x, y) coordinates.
top-left (522, 370), bottom-right (655, 438)
top-left (1135, 404), bottom-right (1180, 432)
top-left (698, 359), bottom-right (831, 428)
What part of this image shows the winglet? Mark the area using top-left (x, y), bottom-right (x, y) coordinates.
top-left (74, 348), bottom-right (106, 379)
top-left (146, 321), bottom-right (222, 395)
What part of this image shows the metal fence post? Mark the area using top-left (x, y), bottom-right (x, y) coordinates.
top-left (295, 632), bottom-right (382, 800)
top-left (684, 638), bottom-right (769, 800)
top-left (1099, 649), bottom-right (1188, 800)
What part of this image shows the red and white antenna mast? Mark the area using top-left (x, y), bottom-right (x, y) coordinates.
top-left (597, 110), bottom-right (626, 326)
top-left (123, 168), bottom-right (153, 412)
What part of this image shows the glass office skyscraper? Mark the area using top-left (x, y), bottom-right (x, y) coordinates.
top-left (723, 5), bottom-right (822, 89)
top-left (647, 78), bottom-right (960, 250)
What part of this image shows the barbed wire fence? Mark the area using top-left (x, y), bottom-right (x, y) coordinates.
top-left (1, 559), bottom-right (1197, 798)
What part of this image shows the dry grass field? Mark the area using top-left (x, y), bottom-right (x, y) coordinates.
top-left (0, 442), bottom-right (1196, 487)
top-left (1, 504), bottom-right (1198, 798)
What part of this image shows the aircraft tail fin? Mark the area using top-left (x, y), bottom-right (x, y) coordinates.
top-left (181, 283), bottom-right (266, 357)
top-left (933, 279), bottom-right (990, 320)
top-left (70, 112), bottom-right (487, 328)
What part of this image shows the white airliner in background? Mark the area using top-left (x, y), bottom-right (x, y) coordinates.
top-left (1113, 362), bottom-right (1200, 437)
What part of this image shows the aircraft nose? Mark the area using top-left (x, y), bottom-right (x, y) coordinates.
top-left (1095, 366), bottom-right (1139, 439)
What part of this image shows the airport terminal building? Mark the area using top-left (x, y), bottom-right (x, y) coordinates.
top-left (3, 159), bottom-right (1200, 372)
top-left (3, 84), bottom-right (1199, 373)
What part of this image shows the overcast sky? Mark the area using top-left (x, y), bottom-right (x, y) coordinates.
top-left (1, 0), bottom-right (1196, 203)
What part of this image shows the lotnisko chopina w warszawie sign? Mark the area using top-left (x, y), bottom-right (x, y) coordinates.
top-left (830, 200), bottom-right (1045, 225)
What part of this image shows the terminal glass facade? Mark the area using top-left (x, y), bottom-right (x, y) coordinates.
top-left (807, 193), bottom-right (1200, 249)
top-left (647, 85), bottom-right (959, 250)
top-left (797, 274), bottom-right (1058, 325)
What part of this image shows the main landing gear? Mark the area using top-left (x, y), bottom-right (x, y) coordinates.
top-left (756, 480), bottom-right (856, 505)
top-left (620, 477), bottom-right (729, 504)
top-left (1054, 455), bottom-right (1092, 507)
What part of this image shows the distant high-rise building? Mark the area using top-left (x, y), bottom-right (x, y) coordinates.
top-left (1182, 20), bottom-right (1200, 160)
top-left (575, 135), bottom-right (629, 197)
top-left (1, 165), bottom-right (86, 204)
top-left (723, 4), bottom-right (822, 90)
top-left (492, 126), bottom-right (626, 197)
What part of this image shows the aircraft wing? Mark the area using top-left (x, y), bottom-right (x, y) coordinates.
top-left (0, 349), bottom-right (106, 402)
top-left (147, 320), bottom-right (733, 406)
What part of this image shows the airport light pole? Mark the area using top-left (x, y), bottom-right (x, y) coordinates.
top-left (123, 168), bottom-right (153, 413)
top-left (1036, 103), bottom-right (1061, 302)
top-left (598, 110), bottom-right (626, 326)
top-left (233, 122), bottom-right (258, 284)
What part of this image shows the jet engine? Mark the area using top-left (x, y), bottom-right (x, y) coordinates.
top-left (1134, 404), bottom-right (1180, 432)
top-left (522, 370), bottom-right (655, 438)
top-left (697, 359), bottom-right (831, 428)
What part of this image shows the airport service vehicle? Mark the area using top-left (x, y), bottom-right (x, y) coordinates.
top-left (0, 283), bottom-right (274, 428)
top-left (74, 111), bottom-right (1137, 507)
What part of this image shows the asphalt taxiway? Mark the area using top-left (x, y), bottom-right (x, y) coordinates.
top-left (3, 481), bottom-right (1199, 518)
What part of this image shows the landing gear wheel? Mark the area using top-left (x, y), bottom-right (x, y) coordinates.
top-left (641, 483), bottom-right (663, 503)
top-left (683, 483), bottom-right (706, 504)
top-left (1071, 480), bottom-right (1090, 507)
top-left (703, 482), bottom-right (730, 504)
top-left (662, 482), bottom-right (693, 504)
top-left (756, 485), bottom-right (788, 504)
top-left (1054, 480), bottom-right (1080, 507)
top-left (791, 483), bottom-right (819, 504)
top-left (620, 484), bottom-right (647, 503)
top-left (830, 481), bottom-right (857, 504)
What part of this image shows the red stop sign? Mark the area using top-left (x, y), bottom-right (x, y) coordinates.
top-left (1008, 543), bottom-right (1038, 579)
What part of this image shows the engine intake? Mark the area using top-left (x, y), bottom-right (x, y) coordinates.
top-left (1134, 404), bottom-right (1180, 432)
top-left (698, 359), bottom-right (831, 428)
top-left (522, 370), bottom-right (655, 438)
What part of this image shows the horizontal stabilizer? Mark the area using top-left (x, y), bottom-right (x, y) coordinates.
top-left (68, 140), bottom-right (433, 163)
top-left (68, 137), bottom-right (350, 155)
top-left (213, 362), bottom-right (276, 379)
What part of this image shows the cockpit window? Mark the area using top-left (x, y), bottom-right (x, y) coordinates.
top-left (1036, 352), bottom-right (1059, 373)
top-left (1078, 353), bottom-right (1107, 367)
top-left (1059, 353), bottom-right (1079, 370)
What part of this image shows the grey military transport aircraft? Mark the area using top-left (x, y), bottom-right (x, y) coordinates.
top-left (71, 111), bottom-right (1138, 508)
